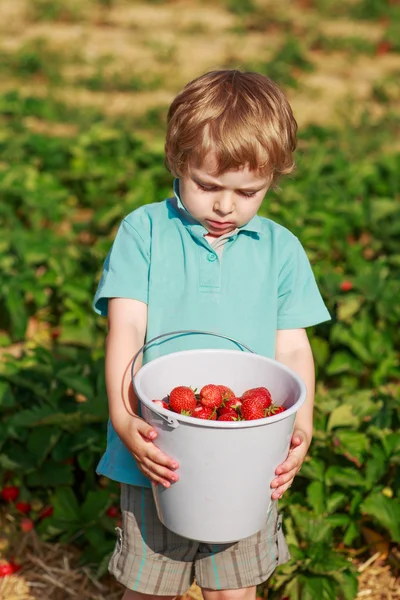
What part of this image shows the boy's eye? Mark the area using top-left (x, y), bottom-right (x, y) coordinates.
top-left (240, 191), bottom-right (257, 198)
top-left (196, 182), bottom-right (257, 198)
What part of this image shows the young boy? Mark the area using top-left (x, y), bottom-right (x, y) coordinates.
top-left (94, 70), bottom-right (330, 600)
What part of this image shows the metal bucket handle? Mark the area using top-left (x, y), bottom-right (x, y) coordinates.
top-left (131, 330), bottom-right (254, 427)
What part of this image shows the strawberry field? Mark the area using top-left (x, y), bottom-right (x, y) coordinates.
top-left (0, 0), bottom-right (399, 598)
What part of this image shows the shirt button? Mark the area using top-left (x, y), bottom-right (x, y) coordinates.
top-left (207, 253), bottom-right (217, 262)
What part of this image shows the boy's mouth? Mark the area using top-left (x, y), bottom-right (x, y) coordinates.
top-left (206, 219), bottom-right (235, 230)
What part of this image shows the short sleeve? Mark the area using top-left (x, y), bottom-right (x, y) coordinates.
top-left (277, 237), bottom-right (330, 329)
top-left (93, 218), bottom-right (150, 316)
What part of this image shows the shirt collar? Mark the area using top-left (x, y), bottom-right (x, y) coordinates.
top-left (172, 178), bottom-right (263, 235)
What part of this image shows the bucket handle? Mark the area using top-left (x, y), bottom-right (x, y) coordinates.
top-left (131, 330), bottom-right (254, 428)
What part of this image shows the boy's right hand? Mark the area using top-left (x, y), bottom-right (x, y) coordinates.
top-left (113, 415), bottom-right (179, 488)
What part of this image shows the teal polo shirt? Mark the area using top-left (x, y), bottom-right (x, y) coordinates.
top-left (93, 180), bottom-right (330, 487)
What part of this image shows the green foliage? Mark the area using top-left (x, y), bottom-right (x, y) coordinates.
top-left (0, 1), bottom-right (400, 591)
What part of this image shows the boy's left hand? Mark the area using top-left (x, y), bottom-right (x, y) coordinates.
top-left (271, 429), bottom-right (310, 499)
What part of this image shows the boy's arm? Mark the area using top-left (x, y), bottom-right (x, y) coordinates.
top-left (106, 298), bottom-right (179, 487)
top-left (271, 328), bottom-right (315, 499)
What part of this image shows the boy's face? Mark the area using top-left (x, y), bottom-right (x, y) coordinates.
top-left (179, 156), bottom-right (270, 237)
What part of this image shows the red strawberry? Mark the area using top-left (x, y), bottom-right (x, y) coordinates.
top-left (241, 387), bottom-right (272, 409)
top-left (152, 399), bottom-right (169, 409)
top-left (340, 280), bottom-right (353, 292)
top-left (106, 506), bottom-right (119, 518)
top-left (192, 405), bottom-right (217, 420)
top-left (15, 501), bottom-right (31, 514)
top-left (200, 384), bottom-right (223, 409)
top-left (219, 397), bottom-right (242, 414)
top-left (217, 385), bottom-right (235, 401)
top-left (267, 404), bottom-right (286, 416)
top-left (0, 486), bottom-right (19, 502)
top-left (242, 398), bottom-right (266, 421)
top-left (20, 518), bottom-right (34, 533)
top-left (217, 411), bottom-right (240, 421)
top-left (0, 561), bottom-right (15, 577)
top-left (169, 386), bottom-right (197, 415)
top-left (38, 505), bottom-right (54, 520)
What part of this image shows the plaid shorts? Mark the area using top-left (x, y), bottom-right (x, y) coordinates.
top-left (109, 485), bottom-right (290, 596)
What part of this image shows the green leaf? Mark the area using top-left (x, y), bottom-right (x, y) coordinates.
top-left (51, 487), bottom-right (80, 522)
top-left (326, 491), bottom-right (348, 514)
top-left (343, 521), bottom-right (361, 546)
top-left (325, 466), bottom-right (365, 488)
top-left (365, 443), bottom-right (387, 487)
top-left (334, 430), bottom-right (369, 465)
top-left (306, 481), bottom-right (326, 515)
top-left (331, 570), bottom-right (359, 600)
top-left (0, 381), bottom-right (15, 410)
top-left (337, 296), bottom-right (362, 322)
top-left (26, 463), bottom-right (74, 487)
top-left (299, 457), bottom-right (325, 481)
top-left (299, 574), bottom-right (337, 600)
top-left (56, 369), bottom-right (93, 397)
top-left (360, 492), bottom-right (400, 542)
top-left (327, 404), bottom-right (359, 431)
top-left (80, 490), bottom-right (110, 522)
top-left (325, 351), bottom-right (364, 376)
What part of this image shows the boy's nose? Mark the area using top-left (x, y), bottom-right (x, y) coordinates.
top-left (214, 193), bottom-right (234, 215)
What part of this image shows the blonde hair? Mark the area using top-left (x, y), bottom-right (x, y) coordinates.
top-left (165, 70), bottom-right (298, 187)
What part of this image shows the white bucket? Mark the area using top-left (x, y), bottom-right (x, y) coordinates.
top-left (133, 334), bottom-right (306, 543)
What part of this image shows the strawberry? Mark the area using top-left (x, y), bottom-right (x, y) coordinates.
top-left (242, 398), bottom-right (266, 421)
top-left (217, 385), bottom-right (235, 401)
top-left (152, 399), bottom-right (169, 409)
top-left (169, 386), bottom-right (197, 415)
top-left (340, 280), bottom-right (353, 292)
top-left (219, 397), bottom-right (242, 414)
top-left (15, 501), bottom-right (31, 514)
top-left (20, 518), bottom-right (34, 533)
top-left (0, 561), bottom-right (15, 577)
top-left (200, 384), bottom-right (223, 409)
top-left (106, 506), bottom-right (119, 518)
top-left (217, 411), bottom-right (240, 421)
top-left (267, 404), bottom-right (286, 416)
top-left (0, 486), bottom-right (19, 503)
top-left (241, 387), bottom-right (272, 409)
top-left (192, 405), bottom-right (217, 420)
top-left (38, 505), bottom-right (54, 520)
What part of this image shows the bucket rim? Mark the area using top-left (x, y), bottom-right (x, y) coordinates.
top-left (134, 348), bottom-right (307, 429)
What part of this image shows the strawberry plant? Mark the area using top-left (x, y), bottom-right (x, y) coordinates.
top-left (0, 11), bottom-right (399, 592)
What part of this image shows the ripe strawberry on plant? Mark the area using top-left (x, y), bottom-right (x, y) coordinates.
top-left (192, 405), bottom-right (217, 420)
top-left (169, 386), bottom-right (197, 415)
top-left (20, 518), bottom-right (34, 533)
top-left (217, 385), bottom-right (235, 401)
top-left (152, 399), bottom-right (169, 409)
top-left (15, 501), bottom-right (31, 514)
top-left (200, 384), bottom-right (223, 409)
top-left (107, 506), bottom-right (119, 518)
top-left (241, 387), bottom-right (272, 409)
top-left (38, 505), bottom-right (54, 520)
top-left (217, 411), bottom-right (241, 421)
top-left (0, 486), bottom-right (19, 503)
top-left (0, 561), bottom-right (15, 577)
top-left (242, 397), bottom-right (266, 421)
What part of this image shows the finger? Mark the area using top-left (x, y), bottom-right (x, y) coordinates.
top-left (275, 456), bottom-right (300, 475)
top-left (134, 418), bottom-right (158, 440)
top-left (272, 480), bottom-right (293, 500)
top-left (140, 466), bottom-right (171, 488)
top-left (291, 434), bottom-right (303, 447)
top-left (271, 468), bottom-right (297, 488)
top-left (147, 446), bottom-right (179, 470)
top-left (142, 457), bottom-right (180, 483)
